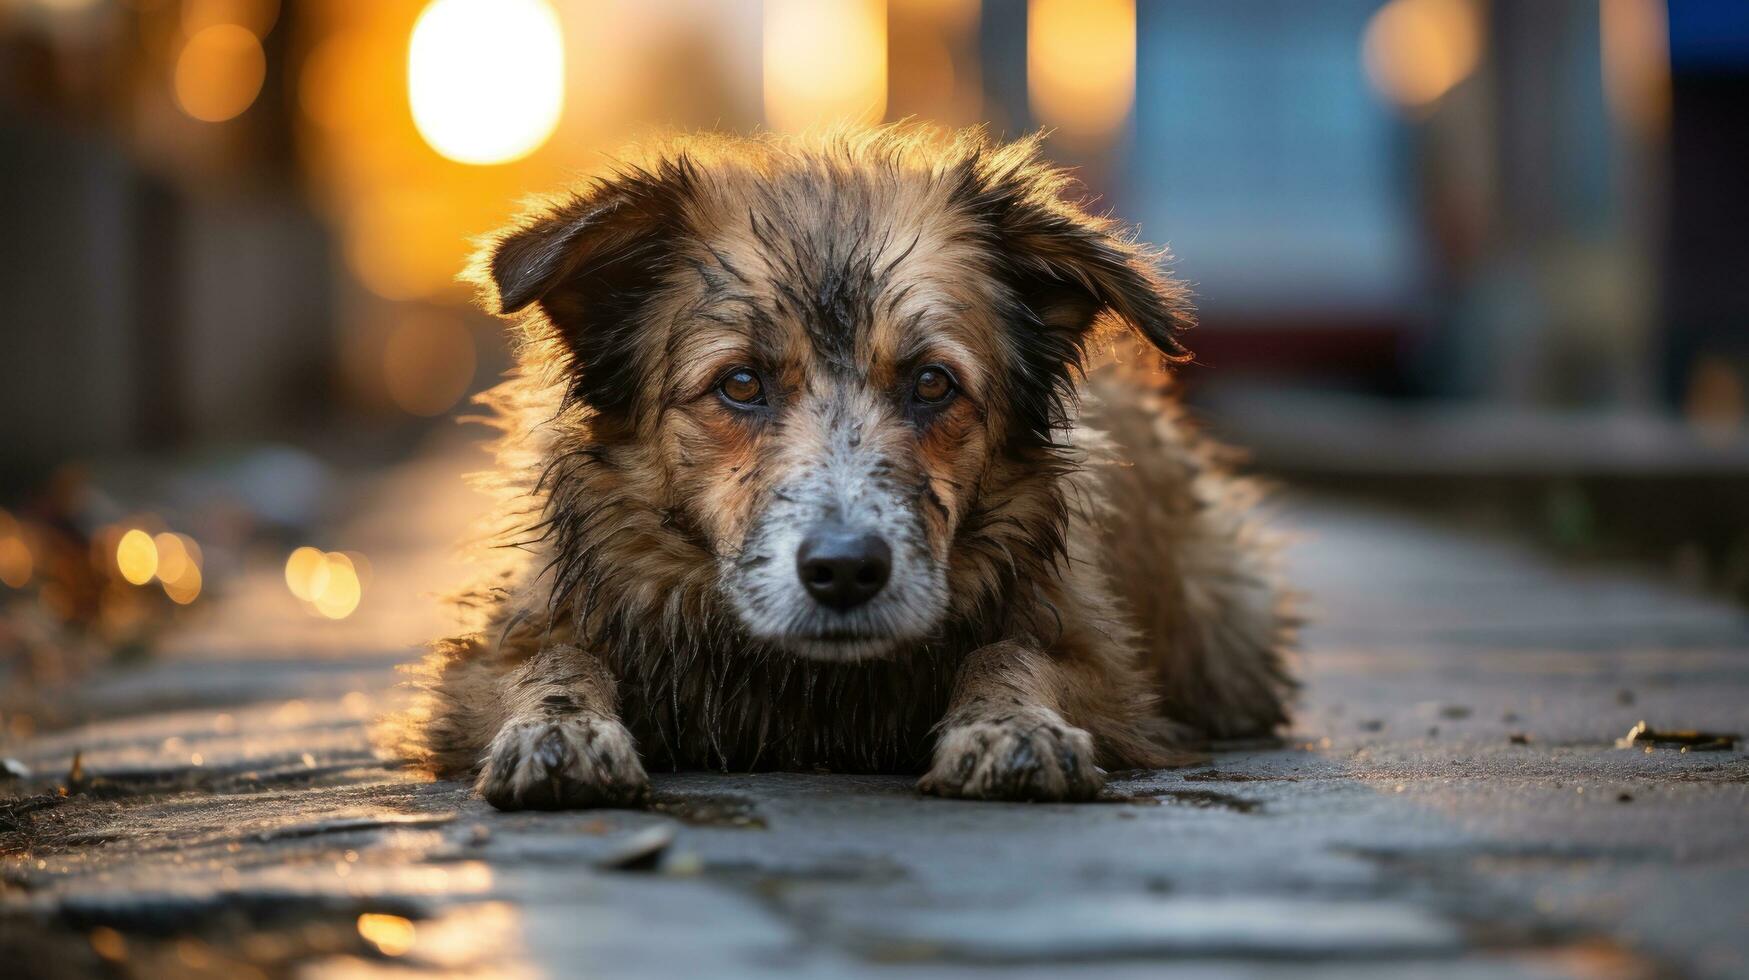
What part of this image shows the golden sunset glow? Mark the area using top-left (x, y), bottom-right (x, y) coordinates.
top-left (1362, 0), bottom-right (1483, 110)
top-left (763, 0), bottom-right (888, 132)
top-left (408, 0), bottom-right (565, 165)
top-left (1027, 0), bottom-right (1135, 147)
top-left (173, 23), bottom-right (267, 123)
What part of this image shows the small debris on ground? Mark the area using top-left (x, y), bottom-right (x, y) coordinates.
top-left (1508, 733), bottom-right (1531, 745)
top-left (1614, 721), bottom-right (1739, 752)
top-left (1438, 705), bottom-right (1472, 720)
top-left (597, 825), bottom-right (675, 871)
top-left (62, 750), bottom-right (85, 794)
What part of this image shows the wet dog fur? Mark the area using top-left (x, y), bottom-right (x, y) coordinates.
top-left (400, 127), bottom-right (1295, 809)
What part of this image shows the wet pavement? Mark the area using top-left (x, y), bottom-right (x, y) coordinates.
top-left (3, 438), bottom-right (1747, 979)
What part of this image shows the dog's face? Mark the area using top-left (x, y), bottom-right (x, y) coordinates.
top-left (481, 132), bottom-right (1189, 661)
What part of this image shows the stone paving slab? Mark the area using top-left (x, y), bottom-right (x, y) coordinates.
top-left (2, 446), bottom-right (1746, 979)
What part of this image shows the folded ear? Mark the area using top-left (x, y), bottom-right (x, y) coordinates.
top-left (470, 158), bottom-right (695, 414)
top-left (954, 138), bottom-right (1193, 365)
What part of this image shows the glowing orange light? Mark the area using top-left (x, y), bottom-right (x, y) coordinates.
top-left (0, 535), bottom-right (31, 589)
top-left (298, 31), bottom-right (371, 132)
top-left (1362, 0), bottom-right (1483, 110)
top-left (408, 0), bottom-right (565, 165)
top-left (116, 530), bottom-right (159, 586)
top-left (343, 192), bottom-right (463, 302)
top-left (1028, 0), bottom-right (1135, 147)
top-left (88, 926), bottom-right (127, 962)
top-left (357, 913), bottom-right (416, 957)
top-left (174, 23), bottom-right (266, 123)
top-left (764, 0), bottom-right (888, 132)
top-left (0, 510), bottom-right (29, 589)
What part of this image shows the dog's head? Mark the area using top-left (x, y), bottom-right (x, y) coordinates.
top-left (478, 130), bottom-right (1190, 661)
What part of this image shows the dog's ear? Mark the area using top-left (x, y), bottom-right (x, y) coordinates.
top-left (955, 139), bottom-right (1193, 365)
top-left (472, 159), bottom-right (695, 414)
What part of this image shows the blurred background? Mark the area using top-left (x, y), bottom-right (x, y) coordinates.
top-left (1, 0), bottom-right (1746, 700)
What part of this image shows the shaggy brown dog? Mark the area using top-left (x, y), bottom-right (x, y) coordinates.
top-left (404, 128), bottom-right (1294, 809)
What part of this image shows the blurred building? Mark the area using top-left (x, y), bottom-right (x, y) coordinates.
top-left (1, 0), bottom-right (1745, 490)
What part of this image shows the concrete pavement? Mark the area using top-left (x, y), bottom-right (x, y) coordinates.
top-left (2, 440), bottom-right (1745, 978)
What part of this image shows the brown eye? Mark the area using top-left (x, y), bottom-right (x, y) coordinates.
top-left (718, 368), bottom-right (766, 406)
top-left (912, 365), bottom-right (955, 405)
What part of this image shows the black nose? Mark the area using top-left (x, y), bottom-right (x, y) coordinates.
top-left (796, 527), bottom-right (892, 611)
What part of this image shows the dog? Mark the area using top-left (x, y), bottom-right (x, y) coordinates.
top-left (403, 127), bottom-right (1294, 810)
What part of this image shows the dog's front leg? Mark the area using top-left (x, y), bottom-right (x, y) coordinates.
top-left (919, 639), bottom-right (1104, 802)
top-left (475, 643), bottom-right (649, 811)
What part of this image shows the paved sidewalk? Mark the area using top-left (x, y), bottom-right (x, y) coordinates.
top-left (2, 441), bottom-right (1746, 979)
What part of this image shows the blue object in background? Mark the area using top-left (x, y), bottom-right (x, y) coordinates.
top-left (1667, 0), bottom-right (1749, 71)
top-left (1130, 0), bottom-right (1414, 318)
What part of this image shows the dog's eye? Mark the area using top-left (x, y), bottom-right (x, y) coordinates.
top-left (718, 368), bottom-right (766, 407)
top-left (912, 365), bottom-right (955, 405)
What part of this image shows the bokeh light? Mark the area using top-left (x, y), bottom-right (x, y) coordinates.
top-left (161, 562), bottom-right (203, 605)
top-left (284, 546), bottom-right (328, 601)
top-left (312, 553), bottom-right (362, 619)
top-left (1027, 0), bottom-right (1135, 147)
top-left (763, 0), bottom-right (888, 132)
top-left (173, 23), bottom-right (267, 123)
top-left (116, 529), bottom-right (159, 586)
top-left (356, 913), bottom-right (416, 957)
top-left (0, 512), bottom-right (31, 589)
top-left (152, 532), bottom-right (193, 584)
top-left (285, 547), bottom-right (365, 619)
top-left (408, 0), bottom-right (565, 165)
top-left (1362, 0), bottom-right (1483, 110)
top-left (153, 532), bottom-right (204, 604)
top-left (383, 313), bottom-right (477, 417)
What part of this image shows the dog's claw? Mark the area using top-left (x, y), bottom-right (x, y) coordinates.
top-left (920, 708), bottom-right (1103, 802)
top-left (477, 715), bottom-right (649, 811)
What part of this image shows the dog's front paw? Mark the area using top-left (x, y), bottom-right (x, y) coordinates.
top-left (476, 714), bottom-right (649, 811)
top-left (919, 708), bottom-right (1103, 802)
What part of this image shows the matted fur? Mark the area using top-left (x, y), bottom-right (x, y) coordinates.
top-left (394, 126), bottom-right (1295, 808)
